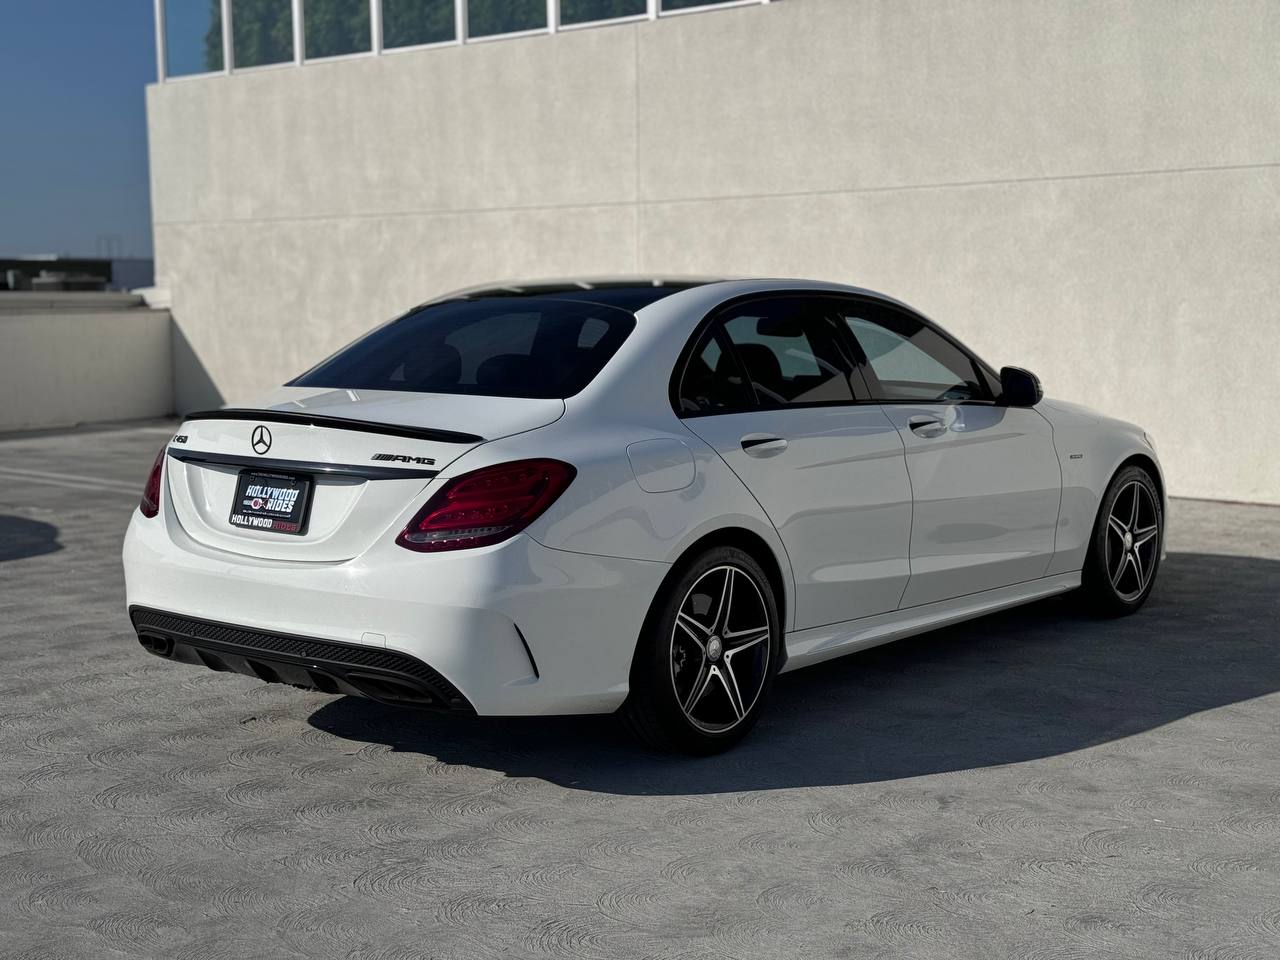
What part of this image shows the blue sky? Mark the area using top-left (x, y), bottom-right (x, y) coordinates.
top-left (0, 2), bottom-right (157, 258)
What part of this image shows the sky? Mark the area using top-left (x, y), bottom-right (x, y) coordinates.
top-left (0, 1), bottom-right (157, 259)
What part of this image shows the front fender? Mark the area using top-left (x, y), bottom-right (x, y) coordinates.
top-left (1037, 398), bottom-right (1165, 574)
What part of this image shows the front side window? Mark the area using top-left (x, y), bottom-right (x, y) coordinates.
top-left (837, 305), bottom-right (991, 402)
top-left (291, 298), bottom-right (635, 399)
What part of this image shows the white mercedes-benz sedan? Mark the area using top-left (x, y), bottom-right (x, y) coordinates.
top-left (124, 278), bottom-right (1165, 752)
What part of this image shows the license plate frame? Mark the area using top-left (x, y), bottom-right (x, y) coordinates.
top-left (228, 469), bottom-right (313, 536)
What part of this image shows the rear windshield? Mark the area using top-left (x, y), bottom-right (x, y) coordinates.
top-left (290, 298), bottom-right (636, 399)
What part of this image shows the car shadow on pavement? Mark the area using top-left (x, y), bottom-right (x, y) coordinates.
top-left (308, 551), bottom-right (1280, 794)
top-left (0, 515), bottom-right (62, 562)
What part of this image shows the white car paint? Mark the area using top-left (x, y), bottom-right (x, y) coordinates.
top-left (122, 278), bottom-right (1164, 716)
top-left (683, 403), bottom-right (912, 628)
top-left (878, 401), bottom-right (1061, 606)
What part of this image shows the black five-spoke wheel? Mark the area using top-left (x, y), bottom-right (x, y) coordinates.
top-left (1104, 479), bottom-right (1160, 602)
top-left (622, 546), bottom-right (779, 753)
top-left (1082, 464), bottom-right (1163, 615)
top-left (671, 565), bottom-right (772, 733)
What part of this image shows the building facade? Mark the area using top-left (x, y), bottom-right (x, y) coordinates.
top-left (147, 0), bottom-right (1280, 504)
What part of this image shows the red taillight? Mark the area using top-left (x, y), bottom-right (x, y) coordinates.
top-left (139, 445), bottom-right (166, 518)
top-left (396, 458), bottom-right (576, 552)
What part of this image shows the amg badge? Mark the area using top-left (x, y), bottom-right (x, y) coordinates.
top-left (371, 453), bottom-right (437, 465)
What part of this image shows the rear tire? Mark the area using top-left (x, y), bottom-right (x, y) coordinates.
top-left (620, 546), bottom-right (780, 754)
top-left (1080, 465), bottom-right (1163, 616)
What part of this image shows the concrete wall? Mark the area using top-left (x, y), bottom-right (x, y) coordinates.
top-left (0, 294), bottom-right (174, 432)
top-left (147, 0), bottom-right (1280, 504)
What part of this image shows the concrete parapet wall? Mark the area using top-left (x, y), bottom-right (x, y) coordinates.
top-left (0, 296), bottom-right (174, 432)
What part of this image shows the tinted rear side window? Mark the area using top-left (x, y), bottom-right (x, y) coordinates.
top-left (291, 298), bottom-right (636, 399)
top-left (675, 296), bottom-right (867, 415)
top-left (677, 330), bottom-right (755, 415)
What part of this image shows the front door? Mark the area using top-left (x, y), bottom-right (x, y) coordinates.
top-left (676, 295), bottom-right (913, 629)
top-left (834, 299), bottom-right (1062, 607)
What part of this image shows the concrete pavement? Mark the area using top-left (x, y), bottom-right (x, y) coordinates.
top-left (1, 421), bottom-right (1278, 959)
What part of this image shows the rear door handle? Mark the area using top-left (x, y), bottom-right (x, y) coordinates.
top-left (740, 434), bottom-right (789, 457)
top-left (908, 416), bottom-right (946, 438)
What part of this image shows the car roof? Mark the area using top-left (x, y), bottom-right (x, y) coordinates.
top-left (425, 276), bottom-right (941, 329)
top-left (431, 276), bottom-right (728, 312)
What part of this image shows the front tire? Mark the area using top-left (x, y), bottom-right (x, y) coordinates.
top-left (620, 546), bottom-right (780, 754)
top-left (1080, 465), bottom-right (1163, 616)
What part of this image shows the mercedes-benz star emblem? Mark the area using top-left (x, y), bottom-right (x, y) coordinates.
top-left (251, 425), bottom-right (272, 455)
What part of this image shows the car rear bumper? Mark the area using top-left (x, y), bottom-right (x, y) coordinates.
top-left (131, 606), bottom-right (477, 712)
top-left (122, 507), bottom-right (668, 715)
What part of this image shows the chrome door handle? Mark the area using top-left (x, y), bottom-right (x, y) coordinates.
top-left (908, 416), bottom-right (946, 438)
top-left (740, 434), bottom-right (789, 457)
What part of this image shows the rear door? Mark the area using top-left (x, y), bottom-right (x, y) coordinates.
top-left (832, 299), bottom-right (1061, 606)
top-left (677, 295), bottom-right (912, 630)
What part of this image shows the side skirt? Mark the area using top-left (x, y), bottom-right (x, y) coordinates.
top-left (780, 571), bottom-right (1081, 673)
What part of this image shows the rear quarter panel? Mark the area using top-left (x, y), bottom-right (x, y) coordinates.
top-left (450, 410), bottom-right (798, 632)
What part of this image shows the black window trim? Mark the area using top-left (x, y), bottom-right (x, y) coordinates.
top-left (670, 291), bottom-right (877, 419)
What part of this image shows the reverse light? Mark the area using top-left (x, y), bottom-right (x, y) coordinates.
top-left (139, 445), bottom-right (166, 518)
top-left (396, 459), bottom-right (576, 552)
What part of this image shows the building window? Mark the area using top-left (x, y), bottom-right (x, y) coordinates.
top-left (382, 0), bottom-right (456, 48)
top-left (468, 0), bottom-right (545, 38)
top-left (160, 0), bottom-right (775, 80)
top-left (304, 0), bottom-right (371, 59)
top-left (662, 0), bottom-right (743, 10)
top-left (163, 0), bottom-right (223, 76)
top-left (232, 0), bottom-right (295, 68)
top-left (561, 0), bottom-right (647, 25)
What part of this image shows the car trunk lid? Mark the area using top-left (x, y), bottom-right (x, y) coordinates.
top-left (164, 387), bottom-right (564, 561)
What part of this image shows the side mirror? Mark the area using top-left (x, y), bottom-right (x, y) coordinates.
top-left (999, 366), bottom-right (1043, 407)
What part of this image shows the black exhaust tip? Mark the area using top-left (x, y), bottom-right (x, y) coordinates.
top-left (137, 633), bottom-right (174, 657)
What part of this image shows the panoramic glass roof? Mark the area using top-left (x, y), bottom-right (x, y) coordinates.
top-left (448, 279), bottom-right (721, 312)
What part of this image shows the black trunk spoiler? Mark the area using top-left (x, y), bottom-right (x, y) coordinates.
top-left (183, 408), bottom-right (485, 445)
